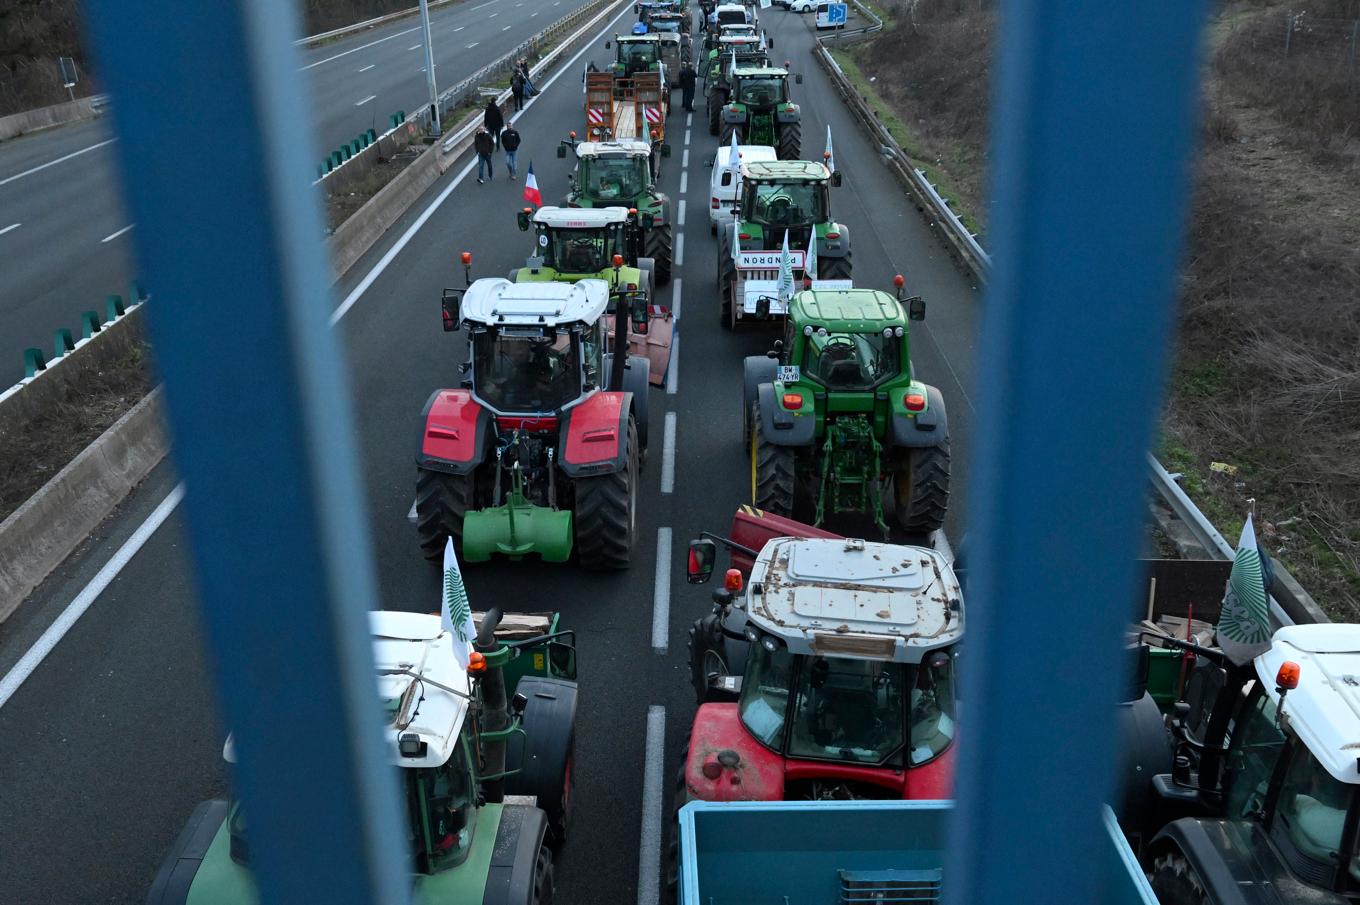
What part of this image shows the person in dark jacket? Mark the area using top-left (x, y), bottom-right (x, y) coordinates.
top-left (474, 127), bottom-right (495, 183)
top-left (501, 125), bottom-right (521, 179)
top-left (483, 99), bottom-right (505, 150)
top-left (511, 71), bottom-right (527, 112)
top-left (679, 62), bottom-right (697, 112)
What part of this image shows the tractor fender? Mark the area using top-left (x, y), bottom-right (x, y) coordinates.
top-left (480, 805), bottom-right (551, 905)
top-left (742, 355), bottom-right (777, 421)
top-left (558, 390), bottom-right (635, 477)
top-left (776, 103), bottom-right (800, 124)
top-left (817, 222), bottom-right (850, 260)
top-left (684, 703), bottom-right (784, 801)
top-left (722, 105), bottom-right (748, 125)
top-left (756, 383), bottom-right (815, 447)
top-left (602, 353), bottom-right (652, 448)
top-left (505, 676), bottom-right (578, 847)
top-left (887, 383), bottom-right (949, 449)
top-left (689, 609), bottom-right (749, 703)
top-left (1145, 819), bottom-right (1314, 905)
top-left (417, 388), bottom-right (491, 474)
top-left (1112, 690), bottom-right (1175, 841)
top-left (145, 799), bottom-right (229, 905)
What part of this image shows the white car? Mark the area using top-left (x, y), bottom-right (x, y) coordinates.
top-left (708, 144), bottom-right (778, 233)
top-left (788, 0), bottom-right (817, 11)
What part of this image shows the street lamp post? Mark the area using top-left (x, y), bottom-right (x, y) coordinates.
top-left (419, 0), bottom-right (440, 137)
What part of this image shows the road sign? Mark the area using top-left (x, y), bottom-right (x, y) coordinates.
top-left (738, 249), bottom-right (805, 270)
top-left (828, 3), bottom-right (848, 25)
top-left (59, 56), bottom-right (79, 88)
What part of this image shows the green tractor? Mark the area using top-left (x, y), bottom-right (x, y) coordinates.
top-left (558, 137), bottom-right (673, 283)
top-left (741, 277), bottom-right (951, 537)
top-left (717, 65), bottom-right (803, 158)
top-left (703, 35), bottom-right (770, 135)
top-left (146, 608), bottom-right (578, 905)
top-left (717, 159), bottom-right (849, 328)
top-left (609, 32), bottom-right (665, 80)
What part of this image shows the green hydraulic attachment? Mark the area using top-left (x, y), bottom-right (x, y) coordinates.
top-left (815, 417), bottom-right (888, 537)
top-left (461, 461), bottom-right (573, 563)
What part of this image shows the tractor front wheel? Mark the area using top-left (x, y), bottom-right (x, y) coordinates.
top-left (645, 223), bottom-right (674, 285)
top-left (891, 440), bottom-right (951, 535)
top-left (707, 95), bottom-right (721, 135)
top-left (819, 247), bottom-right (853, 281)
top-left (718, 239), bottom-right (737, 329)
top-left (1147, 852), bottom-right (1208, 905)
top-left (415, 467), bottom-right (474, 560)
top-left (777, 120), bottom-right (802, 159)
top-left (573, 417), bottom-right (638, 569)
top-left (752, 404), bottom-right (796, 516)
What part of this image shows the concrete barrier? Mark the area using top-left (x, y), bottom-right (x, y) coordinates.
top-left (328, 143), bottom-right (444, 277)
top-left (0, 95), bottom-right (106, 142)
top-left (0, 389), bottom-right (167, 618)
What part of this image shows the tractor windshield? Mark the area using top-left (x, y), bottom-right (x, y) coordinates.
top-left (748, 182), bottom-right (826, 229)
top-left (1275, 745), bottom-right (1360, 882)
top-left (474, 328), bottom-right (581, 413)
top-left (414, 734), bottom-right (477, 871)
top-left (580, 156), bottom-right (648, 201)
top-left (543, 225), bottom-right (623, 274)
top-left (736, 76), bottom-right (786, 107)
top-left (651, 19), bottom-right (682, 32)
top-left (620, 42), bottom-right (659, 69)
top-left (801, 331), bottom-right (901, 390)
top-left (717, 10), bottom-right (749, 25)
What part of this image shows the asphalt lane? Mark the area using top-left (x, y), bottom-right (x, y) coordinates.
top-left (0, 5), bottom-right (982, 903)
top-left (0, 0), bottom-right (596, 386)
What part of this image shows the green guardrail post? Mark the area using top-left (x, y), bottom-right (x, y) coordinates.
top-left (24, 348), bottom-right (47, 378)
top-left (366, 128), bottom-right (377, 143)
top-left (317, 163), bottom-right (326, 178)
top-left (330, 150), bottom-right (343, 168)
top-left (130, 280), bottom-right (147, 302)
top-left (106, 293), bottom-right (126, 320)
top-left (340, 146), bottom-right (351, 161)
top-left (389, 113), bottom-right (398, 129)
top-left (54, 327), bottom-right (76, 358)
top-left (81, 311), bottom-right (102, 338)
top-left (351, 139), bottom-right (362, 155)
top-left (397, 109), bottom-right (406, 123)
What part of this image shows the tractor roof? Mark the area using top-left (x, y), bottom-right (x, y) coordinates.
top-left (461, 278), bottom-right (610, 326)
top-left (534, 206), bottom-right (631, 228)
top-left (742, 159), bottom-right (831, 182)
top-left (619, 33), bottom-right (661, 43)
top-left (575, 139), bottom-right (652, 158)
top-left (789, 288), bottom-right (906, 329)
top-left (371, 611), bottom-right (471, 768)
top-left (746, 537), bottom-right (963, 663)
top-left (1258, 624), bottom-right (1360, 785)
top-left (733, 66), bottom-right (788, 77)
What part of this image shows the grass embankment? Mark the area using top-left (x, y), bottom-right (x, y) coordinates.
top-left (845, 0), bottom-right (1360, 619)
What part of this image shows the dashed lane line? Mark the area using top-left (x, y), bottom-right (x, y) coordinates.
top-left (677, 199), bottom-right (686, 227)
top-left (100, 224), bottom-right (135, 243)
top-left (298, 25), bottom-right (423, 71)
top-left (358, 64), bottom-right (376, 72)
top-left (652, 529), bottom-right (672, 655)
top-left (670, 276), bottom-right (682, 320)
top-left (679, 171), bottom-right (687, 195)
top-left (0, 223), bottom-right (20, 237)
top-left (660, 413), bottom-right (677, 495)
top-left (0, 138), bottom-right (117, 188)
top-left (355, 95), bottom-right (377, 106)
top-left (674, 233), bottom-right (684, 267)
top-left (666, 334), bottom-right (679, 395)
top-left (638, 705), bottom-right (667, 905)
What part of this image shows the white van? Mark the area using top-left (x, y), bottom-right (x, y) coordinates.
top-left (709, 144), bottom-right (778, 234)
top-left (815, 1), bottom-right (847, 29)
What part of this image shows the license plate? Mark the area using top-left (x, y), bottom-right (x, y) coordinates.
top-left (738, 250), bottom-right (806, 270)
top-left (776, 365), bottom-right (800, 383)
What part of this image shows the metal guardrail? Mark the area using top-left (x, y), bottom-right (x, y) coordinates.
top-left (814, 18), bottom-right (1329, 629)
top-left (818, 0), bottom-right (885, 42)
top-left (293, 0), bottom-right (460, 47)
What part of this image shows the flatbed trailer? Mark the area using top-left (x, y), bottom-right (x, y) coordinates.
top-left (585, 71), bottom-right (667, 142)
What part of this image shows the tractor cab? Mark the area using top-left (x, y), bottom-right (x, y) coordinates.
top-left (719, 67), bottom-right (802, 154)
top-left (646, 11), bottom-right (688, 33)
top-left (145, 610), bottom-right (579, 904)
top-left (682, 533), bottom-right (963, 801)
top-left (611, 33), bottom-right (663, 79)
top-left (739, 160), bottom-right (836, 237)
top-left (706, 24), bottom-right (762, 58)
top-left (731, 67), bottom-right (792, 109)
top-left (713, 3), bottom-right (753, 28)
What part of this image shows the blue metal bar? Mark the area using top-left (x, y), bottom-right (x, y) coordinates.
top-left (78, 4), bottom-right (411, 904)
top-left (945, 1), bottom-right (1208, 903)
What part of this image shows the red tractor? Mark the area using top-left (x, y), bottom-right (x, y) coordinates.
top-left (414, 255), bottom-right (650, 568)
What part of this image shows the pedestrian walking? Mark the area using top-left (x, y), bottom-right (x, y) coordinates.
top-left (474, 126), bottom-right (495, 183)
top-left (679, 62), bottom-right (697, 112)
top-left (502, 124), bottom-right (521, 180)
top-left (511, 70), bottom-right (527, 112)
top-left (483, 98), bottom-right (504, 150)
top-left (518, 59), bottom-right (536, 96)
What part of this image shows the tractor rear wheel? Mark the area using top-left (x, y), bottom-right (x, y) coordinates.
top-left (1148, 852), bottom-right (1208, 905)
top-left (644, 223), bottom-right (673, 285)
top-left (819, 248), bottom-right (853, 281)
top-left (752, 404), bottom-right (796, 516)
top-left (718, 238), bottom-right (737, 329)
top-left (530, 842), bottom-right (555, 904)
top-left (892, 441), bottom-right (951, 535)
top-left (415, 467), bottom-right (474, 561)
top-left (777, 120), bottom-right (802, 160)
top-left (720, 123), bottom-right (744, 148)
top-left (573, 417), bottom-right (638, 569)
top-left (707, 94), bottom-right (721, 135)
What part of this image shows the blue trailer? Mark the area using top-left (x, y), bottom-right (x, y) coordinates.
top-left (675, 800), bottom-right (1158, 905)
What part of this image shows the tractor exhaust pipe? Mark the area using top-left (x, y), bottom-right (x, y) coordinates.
top-left (476, 607), bottom-right (508, 803)
top-left (610, 255), bottom-right (628, 391)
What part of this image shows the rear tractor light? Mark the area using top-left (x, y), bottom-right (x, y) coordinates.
top-left (781, 393), bottom-right (802, 410)
top-left (904, 392), bottom-right (927, 412)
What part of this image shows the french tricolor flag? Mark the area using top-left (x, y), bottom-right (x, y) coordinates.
top-left (523, 161), bottom-right (542, 208)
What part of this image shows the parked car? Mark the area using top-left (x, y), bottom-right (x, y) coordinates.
top-left (708, 144), bottom-right (778, 234)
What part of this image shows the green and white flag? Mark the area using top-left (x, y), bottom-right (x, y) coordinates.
top-left (805, 229), bottom-right (818, 282)
top-left (776, 229), bottom-right (795, 306)
top-left (442, 537), bottom-right (477, 669)
top-left (1216, 512), bottom-right (1274, 666)
top-left (731, 214), bottom-right (741, 265)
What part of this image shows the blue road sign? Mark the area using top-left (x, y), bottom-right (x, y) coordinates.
top-left (828, 3), bottom-right (847, 25)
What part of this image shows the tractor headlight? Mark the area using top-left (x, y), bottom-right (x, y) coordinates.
top-left (760, 636), bottom-right (779, 653)
top-left (816, 327), bottom-right (828, 337)
top-left (803, 325), bottom-right (814, 336)
top-left (882, 327), bottom-right (892, 338)
top-left (894, 327), bottom-right (905, 337)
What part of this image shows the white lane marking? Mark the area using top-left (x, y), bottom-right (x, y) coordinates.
top-left (100, 224), bottom-right (135, 243)
top-left (638, 705), bottom-right (667, 903)
top-left (679, 171), bottom-right (687, 195)
top-left (0, 223), bottom-right (20, 237)
top-left (409, 43), bottom-right (423, 50)
top-left (408, 497), bottom-right (419, 523)
top-left (933, 529), bottom-right (955, 565)
top-left (489, 11), bottom-right (499, 16)
top-left (503, 24), bottom-right (513, 30)
top-left (686, 112), bottom-right (692, 128)
top-left (532, 10), bottom-right (539, 15)
top-left (684, 130), bottom-right (690, 148)
top-left (666, 333), bottom-right (679, 395)
top-left (298, 24), bottom-right (423, 71)
top-left (331, 0), bottom-right (634, 325)
top-left (0, 138), bottom-right (117, 188)
top-left (681, 148), bottom-right (688, 169)
top-left (652, 529), bottom-right (672, 650)
top-left (674, 233), bottom-right (684, 267)
top-left (677, 199), bottom-right (686, 227)
top-left (358, 64), bottom-right (376, 72)
top-left (471, 0), bottom-right (497, 8)
top-left (670, 277), bottom-right (681, 320)
top-left (660, 414), bottom-right (677, 495)
top-left (454, 25), bottom-right (465, 31)
top-left (467, 41), bottom-right (480, 47)
top-left (355, 95), bottom-right (378, 106)
top-left (0, 485), bottom-right (185, 711)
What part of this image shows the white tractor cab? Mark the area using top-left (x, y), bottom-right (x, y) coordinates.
top-left (683, 529), bottom-right (964, 799)
top-left (1122, 624), bottom-right (1360, 904)
top-left (712, 3), bottom-right (755, 28)
top-left (708, 143), bottom-right (778, 234)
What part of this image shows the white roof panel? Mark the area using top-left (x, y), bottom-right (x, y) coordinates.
top-left (1258, 624), bottom-right (1360, 784)
top-left (534, 206), bottom-right (630, 227)
top-left (460, 277), bottom-right (610, 326)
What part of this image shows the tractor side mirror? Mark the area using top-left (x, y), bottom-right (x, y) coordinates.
top-left (907, 296), bottom-right (926, 321)
top-left (831, 171), bottom-right (843, 187)
top-left (511, 691), bottom-right (528, 716)
top-left (605, 41), bottom-right (612, 49)
top-left (517, 209), bottom-right (532, 231)
top-left (441, 290), bottom-right (462, 331)
top-left (660, 143), bottom-right (672, 158)
top-left (687, 538), bottom-right (718, 583)
top-left (766, 338), bottom-right (783, 359)
top-left (630, 295), bottom-right (649, 331)
top-left (556, 144), bottom-right (567, 158)
top-left (767, 37), bottom-right (774, 49)
top-left (795, 73), bottom-right (803, 84)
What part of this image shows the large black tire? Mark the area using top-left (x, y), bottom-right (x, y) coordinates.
top-left (665, 746), bottom-right (691, 903)
top-left (415, 467), bottom-right (473, 561)
top-left (707, 94), bottom-right (721, 135)
top-left (530, 843), bottom-right (555, 904)
top-left (719, 122), bottom-right (744, 148)
top-left (505, 676), bottom-right (577, 849)
top-left (687, 615), bottom-right (729, 704)
top-left (752, 404), bottom-right (796, 516)
top-left (573, 417), bottom-right (638, 569)
top-left (1148, 852), bottom-right (1208, 905)
top-left (777, 120), bottom-right (801, 160)
top-left (644, 223), bottom-right (674, 285)
top-left (718, 235), bottom-right (737, 329)
top-left (892, 441), bottom-right (951, 535)
top-left (819, 248), bottom-right (853, 281)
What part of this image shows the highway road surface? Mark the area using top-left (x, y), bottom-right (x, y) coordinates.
top-left (0, 4), bottom-right (982, 903)
top-left (0, 0), bottom-right (598, 386)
